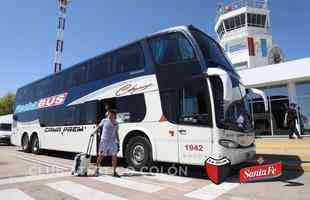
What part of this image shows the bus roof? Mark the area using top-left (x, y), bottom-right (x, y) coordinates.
top-left (16, 25), bottom-right (196, 92)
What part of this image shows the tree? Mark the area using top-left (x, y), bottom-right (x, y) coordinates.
top-left (0, 93), bottom-right (16, 116)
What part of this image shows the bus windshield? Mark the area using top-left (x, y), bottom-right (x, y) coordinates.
top-left (224, 78), bottom-right (253, 132)
top-left (190, 29), bottom-right (236, 74)
top-left (211, 75), bottom-right (252, 133)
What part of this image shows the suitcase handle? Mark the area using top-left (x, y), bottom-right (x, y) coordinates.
top-left (86, 133), bottom-right (95, 157)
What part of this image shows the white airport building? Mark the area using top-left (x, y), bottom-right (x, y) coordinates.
top-left (214, 0), bottom-right (310, 137)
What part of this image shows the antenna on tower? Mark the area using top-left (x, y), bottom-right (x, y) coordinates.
top-left (53, 0), bottom-right (71, 73)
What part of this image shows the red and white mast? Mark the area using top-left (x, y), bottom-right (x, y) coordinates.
top-left (53, 0), bottom-right (71, 73)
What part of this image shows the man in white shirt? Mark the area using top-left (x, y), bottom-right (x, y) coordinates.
top-left (95, 110), bottom-right (120, 177)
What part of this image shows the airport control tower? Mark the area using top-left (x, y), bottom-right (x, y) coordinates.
top-left (215, 0), bottom-right (284, 70)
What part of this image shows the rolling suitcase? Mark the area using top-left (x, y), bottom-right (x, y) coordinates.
top-left (71, 133), bottom-right (95, 176)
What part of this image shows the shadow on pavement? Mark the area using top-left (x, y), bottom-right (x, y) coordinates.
top-left (0, 143), bottom-right (13, 146)
top-left (225, 154), bottom-right (305, 184)
top-left (17, 149), bottom-right (77, 160)
top-left (282, 180), bottom-right (305, 186)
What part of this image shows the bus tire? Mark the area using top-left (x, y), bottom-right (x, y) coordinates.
top-left (31, 134), bottom-right (41, 154)
top-left (21, 134), bottom-right (31, 153)
top-left (125, 136), bottom-right (153, 170)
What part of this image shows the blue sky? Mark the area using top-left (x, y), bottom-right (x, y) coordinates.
top-left (0, 0), bottom-right (309, 97)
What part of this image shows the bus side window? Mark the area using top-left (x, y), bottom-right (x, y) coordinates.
top-left (115, 94), bottom-right (146, 123)
top-left (160, 90), bottom-right (179, 123)
top-left (81, 101), bottom-right (98, 125)
top-left (112, 43), bottom-right (145, 75)
top-left (64, 65), bottom-right (87, 90)
top-left (87, 55), bottom-right (111, 83)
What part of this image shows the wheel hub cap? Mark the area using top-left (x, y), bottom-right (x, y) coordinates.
top-left (132, 145), bottom-right (145, 164)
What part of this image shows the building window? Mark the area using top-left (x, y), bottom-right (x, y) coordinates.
top-left (296, 82), bottom-right (310, 135)
top-left (251, 85), bottom-right (289, 136)
top-left (247, 13), bottom-right (267, 28)
top-left (224, 14), bottom-right (246, 32)
top-left (216, 22), bottom-right (225, 39)
top-left (263, 85), bottom-right (288, 97)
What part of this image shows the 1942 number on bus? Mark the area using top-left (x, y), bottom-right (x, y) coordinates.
top-left (184, 144), bottom-right (204, 152)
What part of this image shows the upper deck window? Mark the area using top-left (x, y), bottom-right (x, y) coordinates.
top-left (87, 55), bottom-right (111, 83)
top-left (149, 33), bottom-right (195, 65)
top-left (112, 43), bottom-right (145, 73)
top-left (64, 65), bottom-right (87, 90)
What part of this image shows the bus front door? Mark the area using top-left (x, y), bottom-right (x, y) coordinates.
top-left (176, 79), bottom-right (213, 165)
top-left (177, 125), bottom-right (212, 165)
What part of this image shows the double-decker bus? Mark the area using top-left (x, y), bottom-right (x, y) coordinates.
top-left (11, 25), bottom-right (266, 169)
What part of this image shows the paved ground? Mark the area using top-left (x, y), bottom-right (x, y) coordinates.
top-left (0, 144), bottom-right (309, 200)
top-left (256, 137), bottom-right (310, 171)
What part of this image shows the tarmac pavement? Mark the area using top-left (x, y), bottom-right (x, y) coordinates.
top-left (0, 143), bottom-right (309, 200)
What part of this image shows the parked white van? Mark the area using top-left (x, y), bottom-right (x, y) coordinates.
top-left (0, 114), bottom-right (13, 145)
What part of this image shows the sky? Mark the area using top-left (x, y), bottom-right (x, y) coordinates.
top-left (0, 0), bottom-right (309, 97)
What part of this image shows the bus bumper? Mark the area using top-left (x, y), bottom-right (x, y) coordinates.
top-left (217, 145), bottom-right (256, 165)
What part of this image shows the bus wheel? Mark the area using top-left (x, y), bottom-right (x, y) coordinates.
top-left (21, 134), bottom-right (31, 153)
top-left (125, 136), bottom-right (153, 170)
top-left (31, 135), bottom-right (41, 154)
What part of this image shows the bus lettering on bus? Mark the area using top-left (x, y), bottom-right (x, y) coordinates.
top-left (38, 93), bottom-right (68, 109)
top-left (115, 83), bottom-right (153, 96)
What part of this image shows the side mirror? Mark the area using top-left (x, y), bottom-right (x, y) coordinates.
top-left (246, 88), bottom-right (269, 112)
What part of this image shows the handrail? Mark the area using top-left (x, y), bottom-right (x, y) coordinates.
top-left (216, 0), bottom-right (268, 21)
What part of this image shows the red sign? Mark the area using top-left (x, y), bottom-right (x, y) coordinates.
top-left (115, 83), bottom-right (153, 96)
top-left (240, 162), bottom-right (282, 183)
top-left (38, 93), bottom-right (68, 109)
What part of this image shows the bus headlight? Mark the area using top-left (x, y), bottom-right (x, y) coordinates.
top-left (219, 139), bottom-right (239, 148)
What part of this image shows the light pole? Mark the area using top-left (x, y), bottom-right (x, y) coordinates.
top-left (53, 0), bottom-right (71, 73)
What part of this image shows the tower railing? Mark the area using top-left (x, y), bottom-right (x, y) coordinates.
top-left (216, 0), bottom-right (268, 21)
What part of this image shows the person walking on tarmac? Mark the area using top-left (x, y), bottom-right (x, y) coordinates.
top-left (297, 106), bottom-right (305, 136)
top-left (286, 103), bottom-right (302, 139)
top-left (94, 110), bottom-right (120, 177)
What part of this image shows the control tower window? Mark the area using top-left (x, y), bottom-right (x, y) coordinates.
top-left (217, 23), bottom-right (225, 39)
top-left (247, 13), bottom-right (267, 28)
top-left (224, 14), bottom-right (246, 32)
